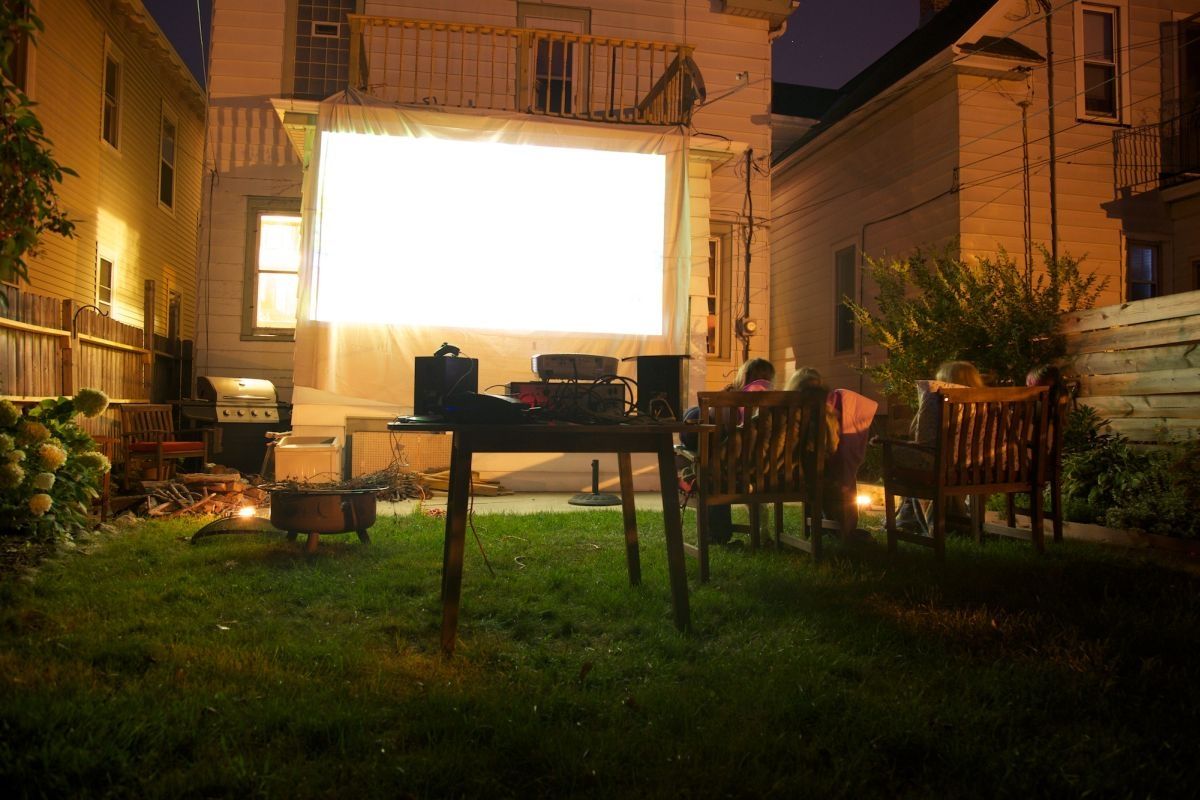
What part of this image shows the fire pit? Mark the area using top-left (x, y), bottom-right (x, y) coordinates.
top-left (270, 488), bottom-right (377, 553)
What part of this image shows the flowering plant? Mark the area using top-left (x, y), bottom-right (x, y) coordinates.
top-left (0, 390), bottom-right (111, 539)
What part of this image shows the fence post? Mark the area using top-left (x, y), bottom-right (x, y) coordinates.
top-left (60, 298), bottom-right (76, 397)
top-left (143, 279), bottom-right (156, 401)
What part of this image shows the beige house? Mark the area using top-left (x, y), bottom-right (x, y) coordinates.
top-left (4, 0), bottom-right (205, 392)
top-left (770, 0), bottom-right (1200, 398)
top-left (199, 0), bottom-right (794, 487)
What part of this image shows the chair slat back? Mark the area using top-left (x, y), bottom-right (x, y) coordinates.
top-left (120, 404), bottom-right (178, 442)
top-left (935, 386), bottom-right (1049, 490)
top-left (696, 391), bottom-right (826, 503)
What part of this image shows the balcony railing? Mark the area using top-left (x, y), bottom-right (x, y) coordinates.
top-left (347, 15), bottom-right (703, 126)
top-left (1115, 107), bottom-right (1200, 195)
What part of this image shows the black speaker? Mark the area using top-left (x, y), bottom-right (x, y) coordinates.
top-left (635, 355), bottom-right (688, 420)
top-left (414, 356), bottom-right (478, 416)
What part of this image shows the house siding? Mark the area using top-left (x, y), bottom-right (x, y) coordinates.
top-left (18, 0), bottom-right (204, 339)
top-left (201, 0), bottom-right (775, 406)
top-left (771, 62), bottom-right (961, 396)
top-left (770, 0), bottom-right (1200, 405)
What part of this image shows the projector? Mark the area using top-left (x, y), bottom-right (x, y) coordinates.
top-left (532, 354), bottom-right (618, 381)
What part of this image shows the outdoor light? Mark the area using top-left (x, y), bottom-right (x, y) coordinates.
top-left (312, 132), bottom-right (667, 335)
top-left (237, 506), bottom-right (256, 518)
top-left (855, 493), bottom-right (873, 509)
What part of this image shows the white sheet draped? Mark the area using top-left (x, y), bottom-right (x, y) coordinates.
top-left (293, 92), bottom-right (691, 409)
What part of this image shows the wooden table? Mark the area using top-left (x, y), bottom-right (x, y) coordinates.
top-left (388, 421), bottom-right (701, 655)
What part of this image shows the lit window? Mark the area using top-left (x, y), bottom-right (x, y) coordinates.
top-left (97, 256), bottom-right (114, 312)
top-left (244, 205), bottom-right (302, 337)
top-left (159, 114), bottom-right (176, 209)
top-left (102, 53), bottom-right (121, 147)
top-left (834, 245), bottom-right (856, 354)
top-left (706, 227), bottom-right (732, 359)
top-left (1079, 5), bottom-right (1120, 119)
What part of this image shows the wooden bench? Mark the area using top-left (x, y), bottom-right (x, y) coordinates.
top-left (119, 404), bottom-right (210, 489)
top-left (882, 386), bottom-right (1053, 560)
top-left (689, 390), bottom-right (829, 581)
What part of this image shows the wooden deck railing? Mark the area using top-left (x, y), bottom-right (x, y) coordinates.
top-left (348, 15), bottom-right (703, 125)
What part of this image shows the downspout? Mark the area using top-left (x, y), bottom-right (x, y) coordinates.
top-left (741, 147), bottom-right (753, 363)
top-left (1039, 0), bottom-right (1059, 263)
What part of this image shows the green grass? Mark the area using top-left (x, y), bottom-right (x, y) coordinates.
top-left (2, 508), bottom-right (1199, 799)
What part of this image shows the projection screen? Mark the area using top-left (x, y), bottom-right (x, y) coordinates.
top-left (293, 98), bottom-right (690, 408)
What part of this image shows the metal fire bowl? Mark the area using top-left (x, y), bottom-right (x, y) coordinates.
top-left (269, 489), bottom-right (378, 535)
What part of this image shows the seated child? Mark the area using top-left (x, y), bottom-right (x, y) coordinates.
top-left (785, 368), bottom-right (879, 536)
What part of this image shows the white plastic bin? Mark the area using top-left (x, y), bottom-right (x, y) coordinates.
top-left (274, 435), bottom-right (342, 482)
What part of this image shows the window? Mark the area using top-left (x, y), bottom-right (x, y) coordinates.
top-left (158, 112), bottom-right (176, 210)
top-left (834, 245), bottom-right (856, 354)
top-left (706, 225), bottom-right (733, 360)
top-left (517, 3), bottom-right (590, 115)
top-left (1077, 4), bottom-right (1122, 120)
top-left (97, 255), bottom-right (114, 312)
top-left (2, 7), bottom-right (29, 91)
top-left (102, 50), bottom-right (121, 148)
top-left (243, 198), bottom-right (302, 338)
top-left (1126, 241), bottom-right (1159, 300)
top-left (286, 0), bottom-right (358, 101)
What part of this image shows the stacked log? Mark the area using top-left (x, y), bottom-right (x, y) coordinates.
top-left (142, 473), bottom-right (268, 518)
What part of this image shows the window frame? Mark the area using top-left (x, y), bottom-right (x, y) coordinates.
top-left (706, 222), bottom-right (734, 362)
top-left (1075, 2), bottom-right (1129, 124)
top-left (101, 39), bottom-right (122, 150)
top-left (833, 243), bottom-right (857, 356)
top-left (2, 3), bottom-right (31, 93)
top-left (96, 250), bottom-right (116, 314)
top-left (281, 0), bottom-right (363, 101)
top-left (517, 2), bottom-right (591, 115)
top-left (242, 196), bottom-right (303, 341)
top-left (1125, 239), bottom-right (1161, 301)
top-left (157, 103), bottom-right (178, 212)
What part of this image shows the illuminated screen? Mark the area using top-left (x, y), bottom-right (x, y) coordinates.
top-left (312, 132), bottom-right (667, 334)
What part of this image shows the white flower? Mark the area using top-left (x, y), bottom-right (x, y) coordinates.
top-left (6, 449), bottom-right (25, 463)
top-left (0, 433), bottom-right (13, 453)
top-left (16, 420), bottom-right (51, 445)
top-left (32, 472), bottom-right (56, 491)
top-left (73, 388), bottom-right (110, 418)
top-left (78, 451), bottom-right (112, 474)
top-left (0, 462), bottom-right (25, 489)
top-left (0, 399), bottom-right (19, 427)
top-left (38, 442), bottom-right (68, 472)
top-left (28, 493), bottom-right (53, 516)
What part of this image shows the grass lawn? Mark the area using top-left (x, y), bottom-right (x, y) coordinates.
top-left (2, 508), bottom-right (1198, 798)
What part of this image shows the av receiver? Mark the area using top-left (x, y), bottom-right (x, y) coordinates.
top-left (531, 354), bottom-right (619, 381)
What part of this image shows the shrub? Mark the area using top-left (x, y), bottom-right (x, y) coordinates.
top-left (0, 391), bottom-right (111, 540)
top-left (847, 246), bottom-right (1106, 408)
top-left (1059, 404), bottom-right (1200, 538)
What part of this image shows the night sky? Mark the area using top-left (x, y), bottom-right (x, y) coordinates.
top-left (146, 1), bottom-right (919, 92)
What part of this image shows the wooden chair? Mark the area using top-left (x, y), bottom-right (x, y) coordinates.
top-left (882, 386), bottom-right (1051, 560)
top-left (119, 404), bottom-right (209, 489)
top-left (689, 390), bottom-right (829, 581)
top-left (1002, 386), bottom-right (1070, 543)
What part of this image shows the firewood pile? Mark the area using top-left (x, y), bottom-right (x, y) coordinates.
top-left (142, 472), bottom-right (268, 518)
top-left (265, 462), bottom-right (430, 501)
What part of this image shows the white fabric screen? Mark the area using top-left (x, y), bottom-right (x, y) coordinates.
top-left (293, 93), bottom-right (691, 408)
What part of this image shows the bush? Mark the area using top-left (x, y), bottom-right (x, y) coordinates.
top-left (847, 246), bottom-right (1106, 408)
top-left (1059, 404), bottom-right (1200, 538)
top-left (0, 391), bottom-right (111, 540)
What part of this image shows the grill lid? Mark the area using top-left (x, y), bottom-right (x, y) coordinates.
top-left (198, 376), bottom-right (278, 405)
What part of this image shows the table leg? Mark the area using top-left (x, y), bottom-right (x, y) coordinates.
top-left (617, 452), bottom-right (641, 586)
top-left (440, 435), bottom-right (473, 656)
top-left (656, 441), bottom-right (691, 632)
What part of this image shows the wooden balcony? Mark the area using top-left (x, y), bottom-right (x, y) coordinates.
top-left (1114, 107), bottom-right (1200, 196)
top-left (347, 15), bottom-right (704, 126)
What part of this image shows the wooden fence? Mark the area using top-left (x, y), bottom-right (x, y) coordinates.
top-left (1063, 289), bottom-right (1200, 445)
top-left (1, 284), bottom-right (155, 438)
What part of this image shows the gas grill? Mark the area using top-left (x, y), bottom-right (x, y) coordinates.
top-left (180, 377), bottom-right (291, 475)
